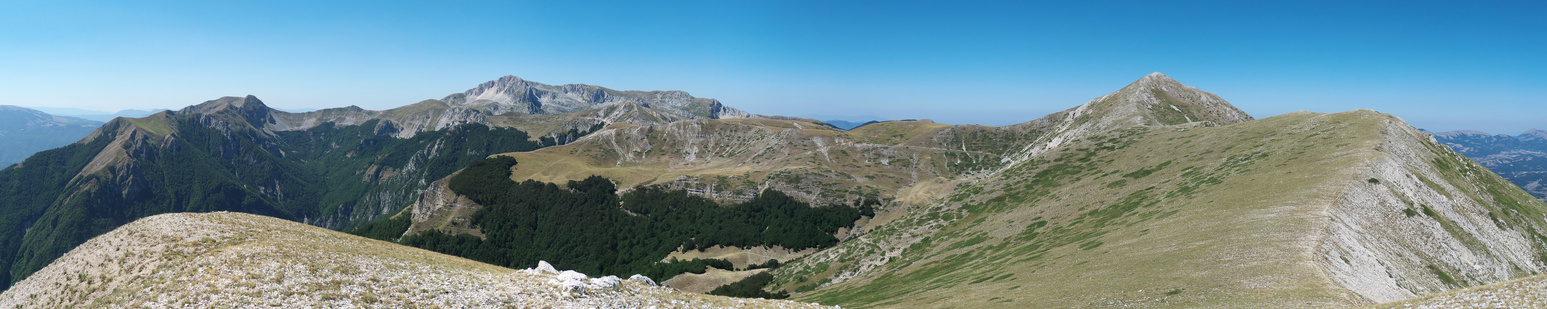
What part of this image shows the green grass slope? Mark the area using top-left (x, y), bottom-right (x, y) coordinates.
top-left (775, 110), bottom-right (1547, 308)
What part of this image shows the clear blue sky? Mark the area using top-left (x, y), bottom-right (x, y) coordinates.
top-left (1, 1), bottom-right (1543, 134)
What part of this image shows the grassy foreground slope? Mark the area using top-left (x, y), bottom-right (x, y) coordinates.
top-left (1372, 273), bottom-right (1547, 308)
top-left (778, 109), bottom-right (1547, 308)
top-left (0, 212), bottom-right (833, 308)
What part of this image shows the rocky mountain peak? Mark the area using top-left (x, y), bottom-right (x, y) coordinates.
top-left (177, 95), bottom-right (269, 115)
top-left (166, 95), bottom-right (277, 135)
top-left (1074, 72), bottom-right (1254, 128)
top-left (1133, 71), bottom-right (1177, 86)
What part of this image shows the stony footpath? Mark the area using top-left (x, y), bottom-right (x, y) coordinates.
top-left (0, 212), bottom-right (834, 309)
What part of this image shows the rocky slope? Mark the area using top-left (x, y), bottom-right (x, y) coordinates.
top-left (0, 212), bottom-right (832, 308)
top-left (767, 76), bottom-right (1547, 308)
top-left (1431, 129), bottom-right (1547, 201)
top-left (0, 105), bottom-right (101, 166)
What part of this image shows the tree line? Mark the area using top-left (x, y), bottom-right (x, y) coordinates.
top-left (364, 155), bottom-right (866, 282)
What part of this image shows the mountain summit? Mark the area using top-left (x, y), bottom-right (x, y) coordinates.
top-left (1000, 73), bottom-right (1255, 166)
top-left (1075, 72), bottom-right (1254, 128)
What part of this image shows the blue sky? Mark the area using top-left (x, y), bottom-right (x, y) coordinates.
top-left (1, 1), bottom-right (1543, 134)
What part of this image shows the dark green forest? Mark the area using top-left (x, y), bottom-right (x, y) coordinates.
top-left (709, 272), bottom-right (789, 299)
top-left (374, 156), bottom-right (866, 282)
top-left (0, 115), bottom-right (564, 289)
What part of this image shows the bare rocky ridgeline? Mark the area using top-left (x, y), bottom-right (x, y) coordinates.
top-left (0, 212), bottom-right (833, 308)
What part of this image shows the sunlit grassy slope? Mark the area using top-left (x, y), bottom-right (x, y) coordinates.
top-left (776, 110), bottom-right (1547, 308)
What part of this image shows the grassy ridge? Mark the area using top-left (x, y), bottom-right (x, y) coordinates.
top-left (781, 111), bottom-right (1497, 308)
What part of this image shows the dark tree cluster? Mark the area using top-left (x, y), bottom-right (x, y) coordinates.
top-left (708, 272), bottom-right (790, 299)
top-left (539, 122), bottom-right (606, 147)
top-left (396, 156), bottom-right (865, 280)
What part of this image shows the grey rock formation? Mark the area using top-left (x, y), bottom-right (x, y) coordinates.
top-left (444, 75), bottom-right (751, 119)
top-left (536, 260), bottom-right (559, 274)
top-left (629, 274), bottom-right (658, 286)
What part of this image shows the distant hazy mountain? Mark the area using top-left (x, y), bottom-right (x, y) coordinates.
top-left (0, 106), bottom-right (101, 167)
top-left (1431, 129), bottom-right (1547, 201)
top-left (26, 107), bottom-right (169, 122)
top-left (798, 115), bottom-right (886, 130)
top-left (823, 120), bottom-right (873, 130)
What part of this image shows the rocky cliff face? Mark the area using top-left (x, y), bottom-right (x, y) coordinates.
top-left (0, 212), bottom-right (833, 309)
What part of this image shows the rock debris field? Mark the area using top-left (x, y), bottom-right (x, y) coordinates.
top-left (0, 212), bottom-right (835, 308)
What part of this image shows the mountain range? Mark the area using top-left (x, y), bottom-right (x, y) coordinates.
top-left (0, 73), bottom-right (1541, 308)
top-left (414, 72), bottom-right (1542, 308)
top-left (24, 107), bottom-right (167, 122)
top-left (1430, 129), bottom-right (1547, 202)
top-left (0, 76), bottom-right (769, 290)
top-left (0, 106), bottom-right (101, 167)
